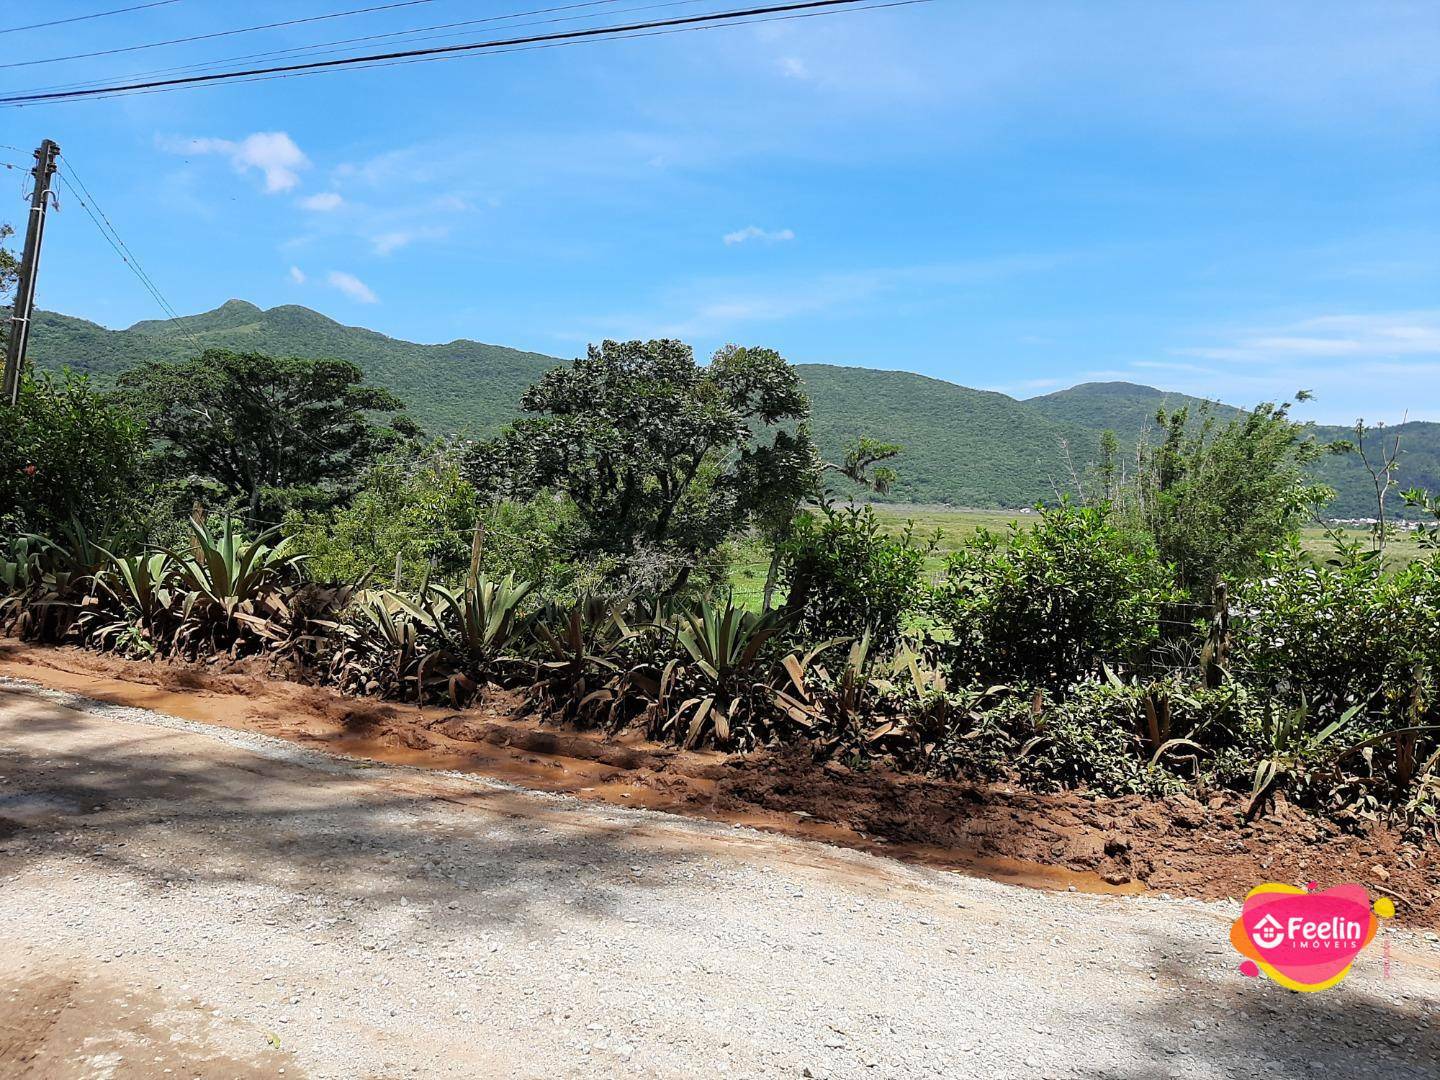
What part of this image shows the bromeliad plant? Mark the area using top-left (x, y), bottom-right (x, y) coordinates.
top-left (527, 595), bottom-right (631, 721)
top-left (328, 588), bottom-right (434, 699)
top-left (11, 522), bottom-right (110, 642)
top-left (772, 632), bottom-right (977, 767)
top-left (0, 536), bottom-right (41, 633)
top-left (1245, 698), bottom-right (1364, 821)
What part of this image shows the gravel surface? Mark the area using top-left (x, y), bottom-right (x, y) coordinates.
top-left (1, 678), bottom-right (1438, 1079)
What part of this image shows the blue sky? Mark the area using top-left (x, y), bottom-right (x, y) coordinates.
top-left (2, 0), bottom-right (1437, 423)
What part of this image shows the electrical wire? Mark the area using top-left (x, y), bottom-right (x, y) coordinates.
top-left (0, 1), bottom-right (183, 36)
top-left (0, 0), bottom-right (445, 70)
top-left (1, 0), bottom-right (906, 104)
top-left (55, 153), bottom-right (204, 355)
top-left (8, 0), bottom-right (929, 109)
top-left (19, 0), bottom-right (641, 96)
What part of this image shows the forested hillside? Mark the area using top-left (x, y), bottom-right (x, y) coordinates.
top-left (29, 300), bottom-right (559, 437)
top-left (27, 302), bottom-right (1439, 515)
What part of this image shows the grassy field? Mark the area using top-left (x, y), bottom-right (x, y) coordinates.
top-left (728, 504), bottom-right (1430, 608)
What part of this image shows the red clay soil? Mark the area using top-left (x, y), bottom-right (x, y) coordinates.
top-left (2, 640), bottom-right (1436, 925)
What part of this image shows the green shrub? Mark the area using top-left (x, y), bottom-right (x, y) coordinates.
top-left (286, 446), bottom-right (604, 603)
top-left (1230, 548), bottom-right (1440, 727)
top-left (778, 503), bottom-right (932, 648)
top-left (929, 503), bottom-right (1178, 689)
top-left (0, 371), bottom-right (151, 537)
top-left (1010, 685), bottom-right (1187, 796)
top-left (1116, 396), bottom-right (1336, 599)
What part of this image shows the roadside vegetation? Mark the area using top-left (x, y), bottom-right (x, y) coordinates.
top-left (4, 334), bottom-right (1440, 847)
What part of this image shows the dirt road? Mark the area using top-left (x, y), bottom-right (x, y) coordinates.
top-left (2, 680), bottom-right (1438, 1079)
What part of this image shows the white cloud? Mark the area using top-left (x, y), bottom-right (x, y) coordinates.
top-left (577, 255), bottom-right (1072, 340)
top-left (299, 192), bottom-right (344, 212)
top-left (1176, 311), bottom-right (1440, 364)
top-left (288, 266), bottom-right (306, 284)
top-left (778, 56), bottom-right (810, 80)
top-left (371, 227), bottom-right (447, 255)
top-left (326, 270), bottom-right (378, 304)
top-left (723, 225), bottom-right (796, 246)
top-left (1027, 310), bottom-right (1440, 423)
top-left (373, 232), bottom-right (413, 256)
top-left (162, 132), bottom-right (310, 193)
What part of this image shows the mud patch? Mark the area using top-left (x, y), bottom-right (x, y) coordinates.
top-left (2, 641), bottom-right (1436, 923)
top-left (0, 970), bottom-right (299, 1079)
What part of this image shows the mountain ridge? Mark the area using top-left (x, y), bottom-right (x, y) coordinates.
top-left (26, 301), bottom-right (1436, 516)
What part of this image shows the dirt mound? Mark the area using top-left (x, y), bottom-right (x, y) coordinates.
top-left (2, 641), bottom-right (1435, 924)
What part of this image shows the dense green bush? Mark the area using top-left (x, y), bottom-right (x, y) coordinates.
top-left (930, 503), bottom-right (1178, 689)
top-left (1230, 547), bottom-right (1440, 727)
top-left (286, 446), bottom-right (613, 604)
top-left (778, 503), bottom-right (932, 648)
top-left (0, 371), bottom-right (151, 537)
top-left (286, 446), bottom-right (479, 587)
top-left (1000, 683), bottom-right (1186, 797)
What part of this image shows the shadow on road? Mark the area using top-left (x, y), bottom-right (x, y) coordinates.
top-left (1083, 924), bottom-right (1440, 1080)
top-left (0, 690), bottom-right (679, 937)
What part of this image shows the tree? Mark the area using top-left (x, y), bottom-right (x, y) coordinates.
top-left (119, 349), bottom-right (418, 523)
top-left (465, 339), bottom-right (811, 589)
top-left (0, 370), bottom-right (151, 537)
top-left (0, 223), bottom-right (17, 353)
top-left (1119, 395), bottom-right (1339, 598)
top-left (755, 432), bottom-right (902, 611)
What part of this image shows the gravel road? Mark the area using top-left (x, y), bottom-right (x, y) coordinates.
top-left (1, 678), bottom-right (1438, 1079)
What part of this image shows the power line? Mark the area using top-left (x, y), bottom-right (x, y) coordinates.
top-left (0, 0), bottom-right (444, 70)
top-left (1, 0), bottom-right (903, 104)
top-left (21, 0), bottom-right (929, 109)
top-left (0, 1), bottom-right (183, 36)
top-left (20, 0), bottom-right (640, 96)
top-left (54, 152), bottom-right (204, 355)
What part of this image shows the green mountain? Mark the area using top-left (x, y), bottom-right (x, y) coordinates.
top-left (26, 301), bottom-right (1439, 517)
top-left (794, 364), bottom-right (1084, 506)
top-left (1030, 382), bottom-right (1439, 518)
top-left (29, 300), bottom-right (560, 437)
top-left (1029, 381), bottom-right (1242, 431)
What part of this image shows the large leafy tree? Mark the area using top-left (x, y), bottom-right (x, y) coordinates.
top-left (1120, 395), bottom-right (1340, 597)
top-left (466, 339), bottom-right (810, 585)
top-left (119, 349), bottom-right (418, 523)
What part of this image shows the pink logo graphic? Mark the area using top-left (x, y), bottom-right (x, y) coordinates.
top-left (1230, 882), bottom-right (1392, 992)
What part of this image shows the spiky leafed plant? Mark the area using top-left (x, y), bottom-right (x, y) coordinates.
top-left (167, 517), bottom-right (307, 655)
top-left (423, 573), bottom-right (535, 702)
top-left (1245, 698), bottom-right (1364, 821)
top-left (644, 597), bottom-right (783, 749)
top-left (772, 632), bottom-right (973, 766)
top-left (81, 550), bottom-right (177, 656)
top-left (12, 521), bottom-right (110, 641)
top-left (527, 595), bottom-right (631, 722)
top-left (329, 588), bottom-right (436, 699)
top-left (0, 536), bottom-right (41, 633)
top-left (282, 580), bottom-right (368, 668)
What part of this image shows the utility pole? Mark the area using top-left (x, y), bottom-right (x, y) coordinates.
top-left (3, 139), bottom-right (60, 407)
